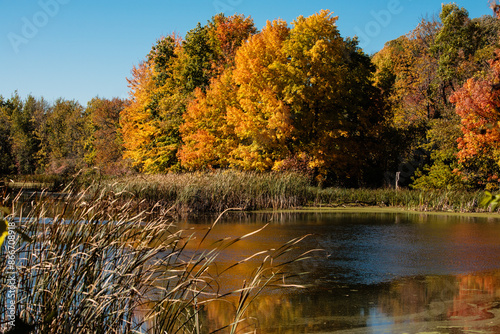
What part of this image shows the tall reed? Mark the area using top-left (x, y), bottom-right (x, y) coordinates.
top-left (102, 171), bottom-right (487, 214)
top-left (311, 187), bottom-right (484, 212)
top-left (0, 187), bottom-right (307, 333)
top-left (106, 171), bottom-right (311, 214)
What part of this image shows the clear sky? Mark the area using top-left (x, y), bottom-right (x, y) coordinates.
top-left (0, 0), bottom-right (495, 106)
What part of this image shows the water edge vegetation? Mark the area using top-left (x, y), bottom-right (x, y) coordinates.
top-left (2, 171), bottom-right (495, 215)
top-left (0, 186), bottom-right (312, 333)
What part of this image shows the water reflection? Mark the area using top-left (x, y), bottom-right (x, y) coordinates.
top-left (201, 271), bottom-right (500, 333)
top-left (180, 211), bottom-right (500, 333)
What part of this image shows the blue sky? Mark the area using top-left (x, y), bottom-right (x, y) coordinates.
top-left (0, 0), bottom-right (494, 105)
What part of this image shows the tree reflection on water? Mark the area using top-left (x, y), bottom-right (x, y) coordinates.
top-left (178, 211), bottom-right (500, 333)
top-left (198, 271), bottom-right (500, 333)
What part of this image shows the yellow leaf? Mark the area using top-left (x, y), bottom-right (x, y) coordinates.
top-left (0, 219), bottom-right (8, 247)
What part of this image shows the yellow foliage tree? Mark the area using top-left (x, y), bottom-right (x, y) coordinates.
top-left (121, 35), bottom-right (186, 173)
top-left (178, 70), bottom-right (238, 170)
top-left (179, 10), bottom-right (385, 184)
top-left (120, 62), bottom-right (159, 172)
top-left (279, 10), bottom-right (384, 180)
top-left (229, 19), bottom-right (293, 171)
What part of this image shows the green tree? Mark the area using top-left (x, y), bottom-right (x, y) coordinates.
top-left (179, 23), bottom-right (213, 92)
top-left (431, 4), bottom-right (477, 92)
top-left (178, 14), bottom-right (256, 93)
top-left (0, 96), bottom-right (14, 175)
top-left (10, 95), bottom-right (47, 174)
top-left (38, 99), bottom-right (86, 175)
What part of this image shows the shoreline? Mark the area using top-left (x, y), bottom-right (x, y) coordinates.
top-left (3, 171), bottom-right (497, 216)
top-left (253, 206), bottom-right (500, 219)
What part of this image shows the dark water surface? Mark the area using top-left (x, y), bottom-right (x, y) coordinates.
top-left (179, 210), bottom-right (500, 333)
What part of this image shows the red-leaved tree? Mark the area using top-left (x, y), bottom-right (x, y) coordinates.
top-left (450, 1), bottom-right (500, 188)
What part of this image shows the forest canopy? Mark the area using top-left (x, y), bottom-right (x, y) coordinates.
top-left (2, 3), bottom-right (500, 189)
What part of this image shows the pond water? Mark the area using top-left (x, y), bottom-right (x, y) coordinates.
top-left (178, 210), bottom-right (500, 333)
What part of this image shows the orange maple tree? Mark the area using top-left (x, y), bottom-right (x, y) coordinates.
top-left (178, 70), bottom-right (238, 170)
top-left (448, 1), bottom-right (500, 188)
top-left (451, 46), bottom-right (500, 187)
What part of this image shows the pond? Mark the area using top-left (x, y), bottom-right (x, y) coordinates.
top-left (178, 209), bottom-right (500, 333)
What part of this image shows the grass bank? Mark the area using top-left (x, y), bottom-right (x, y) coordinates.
top-left (98, 171), bottom-right (488, 215)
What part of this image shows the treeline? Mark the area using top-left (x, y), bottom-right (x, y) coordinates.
top-left (0, 95), bottom-right (126, 176)
top-left (122, 10), bottom-right (387, 186)
top-left (374, 3), bottom-right (500, 190)
top-left (2, 3), bottom-right (500, 189)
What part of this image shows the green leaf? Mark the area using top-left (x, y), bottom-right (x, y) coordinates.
top-left (491, 194), bottom-right (500, 211)
top-left (479, 191), bottom-right (500, 211)
top-left (479, 191), bottom-right (493, 208)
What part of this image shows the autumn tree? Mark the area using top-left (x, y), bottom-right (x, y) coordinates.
top-left (178, 70), bottom-right (239, 170)
top-left (373, 3), bottom-right (500, 188)
top-left (85, 97), bottom-right (127, 174)
top-left (451, 33), bottom-right (500, 188)
top-left (121, 62), bottom-right (161, 172)
top-left (121, 15), bottom-right (256, 173)
top-left (227, 19), bottom-right (292, 171)
top-left (279, 11), bottom-right (385, 183)
top-left (121, 33), bottom-right (193, 173)
top-left (234, 10), bottom-right (384, 182)
top-left (180, 19), bottom-right (291, 171)
top-left (422, 4), bottom-right (500, 189)
top-left (177, 14), bottom-right (256, 92)
top-left (0, 94), bottom-right (127, 176)
top-left (373, 16), bottom-right (445, 129)
top-left (180, 11), bottom-right (386, 185)
top-left (207, 13), bottom-right (257, 73)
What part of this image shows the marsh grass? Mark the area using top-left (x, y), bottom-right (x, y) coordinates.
top-left (0, 186), bottom-right (308, 333)
top-left (312, 187), bottom-right (485, 212)
top-left (102, 171), bottom-right (487, 214)
top-left (106, 171), bottom-right (311, 214)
